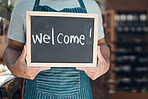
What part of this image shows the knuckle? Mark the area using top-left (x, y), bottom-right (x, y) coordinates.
top-left (104, 65), bottom-right (110, 74)
top-left (92, 73), bottom-right (100, 80)
top-left (89, 75), bottom-right (96, 80)
top-left (30, 77), bottom-right (35, 80)
top-left (29, 75), bottom-right (35, 80)
top-left (92, 77), bottom-right (97, 80)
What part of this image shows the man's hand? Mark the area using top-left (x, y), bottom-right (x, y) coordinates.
top-left (76, 46), bottom-right (110, 80)
top-left (6, 45), bottom-right (50, 80)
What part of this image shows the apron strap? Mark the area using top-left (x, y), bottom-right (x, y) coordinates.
top-left (33, 0), bottom-right (40, 11)
top-left (78, 0), bottom-right (87, 10)
top-left (33, 0), bottom-right (87, 12)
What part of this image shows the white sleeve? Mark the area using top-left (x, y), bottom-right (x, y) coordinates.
top-left (8, 3), bottom-right (26, 43)
top-left (84, 0), bottom-right (105, 40)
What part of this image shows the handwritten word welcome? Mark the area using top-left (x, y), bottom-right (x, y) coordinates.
top-left (32, 27), bottom-right (92, 46)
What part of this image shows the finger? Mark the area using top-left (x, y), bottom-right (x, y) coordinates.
top-left (25, 75), bottom-right (36, 80)
top-left (97, 46), bottom-right (100, 64)
top-left (30, 67), bottom-right (51, 72)
top-left (98, 46), bottom-right (100, 50)
top-left (29, 67), bottom-right (51, 69)
top-left (19, 70), bottom-right (37, 80)
top-left (97, 56), bottom-right (99, 65)
top-left (25, 69), bottom-right (41, 79)
top-left (20, 46), bottom-right (27, 60)
top-left (27, 74), bottom-right (36, 80)
top-left (89, 75), bottom-right (97, 80)
top-left (30, 67), bottom-right (50, 70)
top-left (76, 67), bottom-right (87, 71)
top-left (40, 67), bottom-right (51, 71)
top-left (32, 67), bottom-right (50, 78)
top-left (97, 46), bottom-right (101, 57)
top-left (85, 71), bottom-right (100, 80)
top-left (84, 71), bottom-right (95, 79)
top-left (97, 46), bottom-right (104, 59)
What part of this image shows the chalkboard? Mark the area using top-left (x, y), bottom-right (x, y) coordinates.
top-left (26, 11), bottom-right (98, 67)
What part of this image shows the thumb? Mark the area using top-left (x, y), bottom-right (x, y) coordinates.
top-left (97, 46), bottom-right (103, 64)
top-left (20, 46), bottom-right (27, 60)
top-left (97, 46), bottom-right (103, 58)
top-left (97, 46), bottom-right (101, 58)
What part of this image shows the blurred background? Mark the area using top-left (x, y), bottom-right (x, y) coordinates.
top-left (0, 0), bottom-right (148, 99)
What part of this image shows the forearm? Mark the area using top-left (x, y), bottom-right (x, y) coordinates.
top-left (3, 40), bottom-right (49, 79)
top-left (3, 46), bottom-right (22, 72)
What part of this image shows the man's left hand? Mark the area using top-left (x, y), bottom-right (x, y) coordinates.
top-left (76, 46), bottom-right (110, 80)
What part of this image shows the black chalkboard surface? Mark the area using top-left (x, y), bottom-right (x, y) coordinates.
top-left (26, 11), bottom-right (98, 67)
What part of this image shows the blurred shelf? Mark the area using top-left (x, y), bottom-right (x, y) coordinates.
top-left (113, 52), bottom-right (148, 56)
top-left (106, 10), bottom-right (148, 93)
top-left (116, 32), bottom-right (148, 35)
top-left (114, 61), bottom-right (148, 65)
top-left (113, 42), bottom-right (148, 47)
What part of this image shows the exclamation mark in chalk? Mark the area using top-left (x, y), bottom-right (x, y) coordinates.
top-left (89, 28), bottom-right (92, 44)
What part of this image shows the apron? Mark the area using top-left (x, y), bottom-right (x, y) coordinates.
top-left (24, 0), bottom-right (93, 99)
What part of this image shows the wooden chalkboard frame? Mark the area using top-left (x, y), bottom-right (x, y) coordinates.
top-left (26, 11), bottom-right (98, 67)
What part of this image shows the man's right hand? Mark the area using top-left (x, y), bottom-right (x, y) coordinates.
top-left (11, 46), bottom-right (50, 80)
